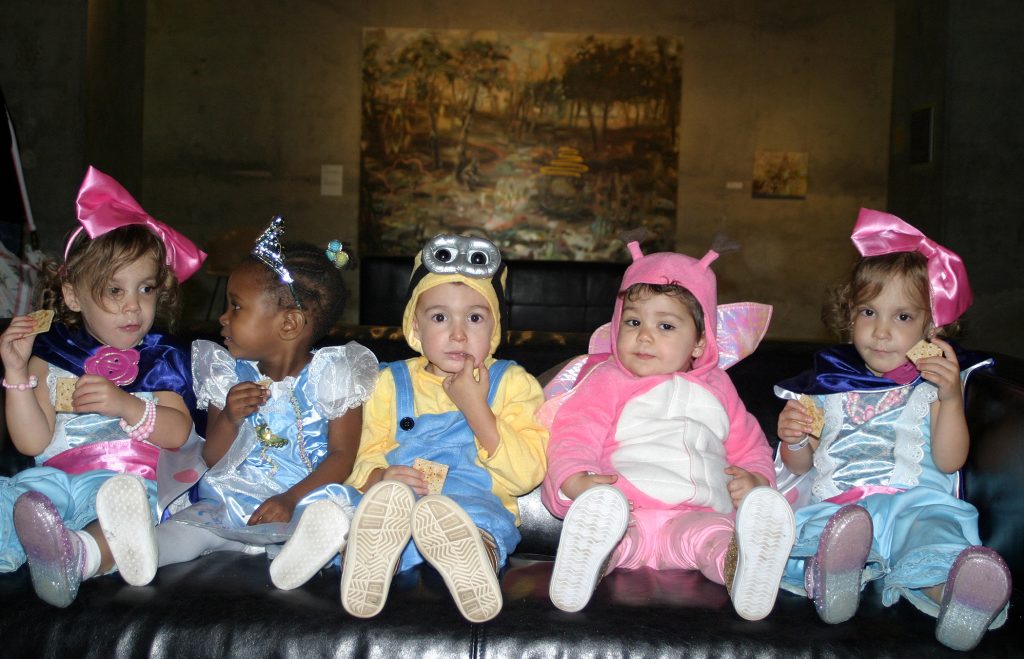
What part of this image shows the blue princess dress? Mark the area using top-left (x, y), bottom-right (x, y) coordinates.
top-left (168, 340), bottom-right (377, 544)
top-left (774, 344), bottom-right (1007, 627)
top-left (0, 324), bottom-right (196, 571)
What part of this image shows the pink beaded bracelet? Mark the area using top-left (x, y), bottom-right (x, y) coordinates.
top-left (120, 399), bottom-right (156, 441)
top-left (2, 376), bottom-right (38, 390)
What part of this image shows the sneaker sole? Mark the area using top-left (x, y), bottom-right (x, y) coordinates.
top-left (731, 487), bottom-right (796, 621)
top-left (412, 495), bottom-right (503, 623)
top-left (935, 546), bottom-right (1012, 651)
top-left (270, 500), bottom-right (349, 590)
top-left (96, 475), bottom-right (157, 587)
top-left (13, 491), bottom-right (82, 608)
top-left (811, 504), bottom-right (872, 624)
top-left (340, 481), bottom-right (413, 618)
top-left (548, 485), bottom-right (629, 613)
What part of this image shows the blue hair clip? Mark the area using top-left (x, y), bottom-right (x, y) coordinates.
top-left (325, 239), bottom-right (355, 270)
top-left (251, 216), bottom-right (302, 308)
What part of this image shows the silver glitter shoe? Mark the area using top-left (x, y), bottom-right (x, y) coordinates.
top-left (13, 491), bottom-right (85, 608)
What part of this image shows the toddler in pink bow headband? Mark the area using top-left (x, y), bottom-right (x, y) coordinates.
top-left (820, 207), bottom-right (973, 384)
top-left (774, 212), bottom-right (1009, 651)
top-left (0, 166), bottom-right (204, 608)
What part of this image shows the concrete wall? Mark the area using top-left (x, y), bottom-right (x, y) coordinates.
top-left (889, 0), bottom-right (1024, 358)
top-left (139, 0), bottom-right (895, 335)
top-left (0, 1), bottom-right (88, 241)
top-left (4, 1), bottom-right (898, 344)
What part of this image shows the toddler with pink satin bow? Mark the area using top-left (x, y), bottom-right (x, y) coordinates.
top-left (774, 208), bottom-right (1011, 651)
top-left (0, 166), bottom-right (206, 608)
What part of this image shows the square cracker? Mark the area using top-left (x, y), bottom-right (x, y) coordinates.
top-left (55, 377), bottom-right (78, 413)
top-left (413, 458), bottom-right (449, 495)
top-left (906, 339), bottom-right (943, 365)
top-left (26, 310), bottom-right (55, 336)
top-left (799, 394), bottom-right (825, 438)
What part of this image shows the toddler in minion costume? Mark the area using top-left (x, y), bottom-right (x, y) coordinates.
top-left (341, 235), bottom-right (548, 623)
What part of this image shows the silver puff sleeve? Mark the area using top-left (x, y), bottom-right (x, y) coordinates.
top-left (303, 342), bottom-right (379, 419)
top-left (191, 339), bottom-right (239, 411)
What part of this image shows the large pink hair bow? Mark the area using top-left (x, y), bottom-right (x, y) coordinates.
top-left (851, 207), bottom-right (972, 326)
top-left (66, 166), bottom-right (207, 281)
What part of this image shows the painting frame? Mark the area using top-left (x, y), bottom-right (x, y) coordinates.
top-left (359, 28), bottom-right (683, 261)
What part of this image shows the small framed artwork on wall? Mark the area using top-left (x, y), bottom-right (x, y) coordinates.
top-left (751, 150), bottom-right (808, 199)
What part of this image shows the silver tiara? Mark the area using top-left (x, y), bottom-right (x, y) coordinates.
top-left (251, 216), bottom-right (302, 308)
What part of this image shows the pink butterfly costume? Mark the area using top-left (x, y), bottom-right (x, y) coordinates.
top-left (541, 243), bottom-right (776, 582)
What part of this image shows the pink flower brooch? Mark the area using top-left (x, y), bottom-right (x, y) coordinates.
top-left (84, 346), bottom-right (141, 386)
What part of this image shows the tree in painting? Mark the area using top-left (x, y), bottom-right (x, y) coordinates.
top-left (360, 29), bottom-right (682, 261)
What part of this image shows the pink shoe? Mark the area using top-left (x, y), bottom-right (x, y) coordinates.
top-left (935, 546), bottom-right (1012, 652)
top-left (804, 504), bottom-right (872, 624)
top-left (13, 491), bottom-right (85, 608)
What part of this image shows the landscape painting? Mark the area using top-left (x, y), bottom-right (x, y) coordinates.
top-left (359, 29), bottom-right (682, 261)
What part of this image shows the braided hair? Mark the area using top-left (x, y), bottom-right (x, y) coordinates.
top-left (248, 241), bottom-right (348, 341)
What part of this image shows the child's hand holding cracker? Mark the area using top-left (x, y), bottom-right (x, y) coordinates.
top-left (0, 312), bottom-right (52, 377)
top-left (911, 337), bottom-right (962, 402)
top-left (778, 398), bottom-right (819, 445)
top-left (413, 458), bottom-right (448, 495)
top-left (70, 374), bottom-right (143, 419)
top-left (381, 464), bottom-right (430, 496)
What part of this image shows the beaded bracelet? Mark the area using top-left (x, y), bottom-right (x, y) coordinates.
top-left (786, 435), bottom-right (811, 452)
top-left (120, 399), bottom-right (156, 441)
top-left (2, 376), bottom-right (38, 390)
top-left (119, 400), bottom-right (150, 433)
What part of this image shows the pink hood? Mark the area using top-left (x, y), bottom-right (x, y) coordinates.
top-left (611, 241), bottom-right (721, 377)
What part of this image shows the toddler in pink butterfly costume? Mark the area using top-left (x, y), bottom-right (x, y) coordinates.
top-left (541, 241), bottom-right (795, 620)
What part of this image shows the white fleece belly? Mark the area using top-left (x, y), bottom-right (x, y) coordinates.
top-left (610, 376), bottom-right (732, 513)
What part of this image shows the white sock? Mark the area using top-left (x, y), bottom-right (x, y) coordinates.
top-left (75, 530), bottom-right (102, 579)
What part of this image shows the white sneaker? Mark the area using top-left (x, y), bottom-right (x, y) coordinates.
top-left (270, 500), bottom-right (350, 590)
top-left (340, 481), bottom-right (414, 618)
top-left (96, 474), bottom-right (158, 586)
top-left (729, 486), bottom-right (796, 621)
top-left (549, 485), bottom-right (630, 613)
top-left (411, 494), bottom-right (503, 623)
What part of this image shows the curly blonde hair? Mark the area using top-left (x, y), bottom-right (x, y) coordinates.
top-left (35, 225), bottom-right (182, 332)
top-left (822, 252), bottom-right (961, 341)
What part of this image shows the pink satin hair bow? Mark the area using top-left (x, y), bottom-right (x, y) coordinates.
top-left (850, 207), bottom-right (972, 326)
top-left (67, 166), bottom-right (207, 282)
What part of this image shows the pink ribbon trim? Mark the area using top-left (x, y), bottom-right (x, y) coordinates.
top-left (42, 440), bottom-right (159, 481)
top-left (825, 484), bottom-right (904, 505)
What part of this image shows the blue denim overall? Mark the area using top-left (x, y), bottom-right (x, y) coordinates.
top-left (386, 359), bottom-right (520, 572)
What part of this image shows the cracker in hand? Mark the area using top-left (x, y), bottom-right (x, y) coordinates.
top-left (799, 394), bottom-right (825, 438)
top-left (413, 458), bottom-right (449, 495)
top-left (906, 339), bottom-right (943, 365)
top-left (55, 377), bottom-right (78, 413)
top-left (25, 310), bottom-right (55, 336)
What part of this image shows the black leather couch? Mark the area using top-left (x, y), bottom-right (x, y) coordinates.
top-left (0, 257), bottom-right (1020, 657)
